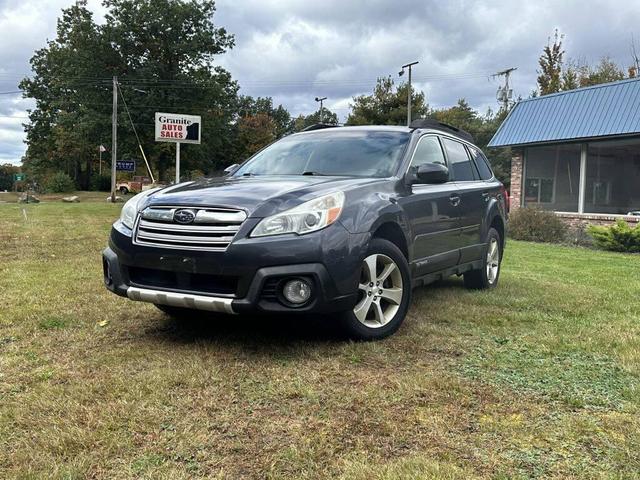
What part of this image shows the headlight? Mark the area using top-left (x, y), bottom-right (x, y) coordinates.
top-left (251, 191), bottom-right (345, 237)
top-left (119, 188), bottom-right (161, 229)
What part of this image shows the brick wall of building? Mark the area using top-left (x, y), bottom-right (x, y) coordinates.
top-left (555, 212), bottom-right (640, 228)
top-left (509, 149), bottom-right (524, 209)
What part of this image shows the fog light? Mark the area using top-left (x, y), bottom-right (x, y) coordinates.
top-left (282, 278), bottom-right (312, 305)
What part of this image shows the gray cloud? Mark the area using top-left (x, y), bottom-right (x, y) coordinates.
top-left (1, 0), bottom-right (639, 165)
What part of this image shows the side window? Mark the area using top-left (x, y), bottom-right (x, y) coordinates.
top-left (468, 147), bottom-right (494, 180)
top-left (442, 137), bottom-right (476, 181)
top-left (410, 136), bottom-right (447, 169)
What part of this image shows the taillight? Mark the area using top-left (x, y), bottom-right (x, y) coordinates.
top-left (500, 185), bottom-right (510, 213)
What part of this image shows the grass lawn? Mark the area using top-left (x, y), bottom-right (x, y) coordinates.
top-left (1, 200), bottom-right (639, 479)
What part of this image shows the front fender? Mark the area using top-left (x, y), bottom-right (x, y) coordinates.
top-left (339, 191), bottom-right (413, 258)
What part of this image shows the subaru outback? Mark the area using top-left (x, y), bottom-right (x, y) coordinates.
top-left (103, 119), bottom-right (508, 340)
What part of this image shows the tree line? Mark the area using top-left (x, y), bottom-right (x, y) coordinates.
top-left (13, 1), bottom-right (639, 192)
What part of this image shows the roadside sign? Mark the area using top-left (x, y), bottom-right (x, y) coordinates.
top-left (13, 173), bottom-right (25, 182)
top-left (116, 160), bottom-right (136, 172)
top-left (155, 112), bottom-right (201, 144)
top-left (155, 112), bottom-right (202, 184)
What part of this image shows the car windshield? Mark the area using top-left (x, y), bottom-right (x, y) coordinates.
top-left (233, 130), bottom-right (411, 178)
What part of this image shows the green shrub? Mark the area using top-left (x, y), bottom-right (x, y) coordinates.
top-left (90, 174), bottom-right (111, 191)
top-left (587, 220), bottom-right (640, 253)
top-left (46, 172), bottom-right (76, 193)
top-left (508, 207), bottom-right (567, 243)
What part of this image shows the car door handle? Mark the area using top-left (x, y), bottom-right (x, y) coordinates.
top-left (449, 194), bottom-right (461, 207)
top-left (482, 192), bottom-right (490, 202)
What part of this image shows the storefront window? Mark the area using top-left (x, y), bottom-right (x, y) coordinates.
top-left (585, 139), bottom-right (640, 215)
top-left (524, 144), bottom-right (581, 212)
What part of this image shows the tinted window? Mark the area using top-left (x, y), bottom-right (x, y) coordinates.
top-left (410, 136), bottom-right (447, 169)
top-left (442, 138), bottom-right (476, 181)
top-left (469, 147), bottom-right (493, 180)
top-left (233, 130), bottom-right (410, 178)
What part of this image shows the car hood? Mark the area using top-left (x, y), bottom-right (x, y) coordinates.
top-left (143, 175), bottom-right (385, 217)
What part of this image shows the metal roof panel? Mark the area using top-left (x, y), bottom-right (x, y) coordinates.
top-left (488, 77), bottom-right (640, 147)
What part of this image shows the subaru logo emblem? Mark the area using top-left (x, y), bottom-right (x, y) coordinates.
top-left (173, 209), bottom-right (196, 224)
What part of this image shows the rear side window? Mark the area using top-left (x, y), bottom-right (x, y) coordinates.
top-left (441, 137), bottom-right (476, 181)
top-left (410, 136), bottom-right (447, 169)
top-left (468, 147), bottom-right (494, 180)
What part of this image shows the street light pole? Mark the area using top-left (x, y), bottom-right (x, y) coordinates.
top-left (399, 61), bottom-right (419, 126)
top-left (315, 96), bottom-right (327, 123)
top-left (110, 76), bottom-right (118, 203)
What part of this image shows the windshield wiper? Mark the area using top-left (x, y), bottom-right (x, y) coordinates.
top-left (301, 171), bottom-right (328, 176)
top-left (242, 172), bottom-right (257, 177)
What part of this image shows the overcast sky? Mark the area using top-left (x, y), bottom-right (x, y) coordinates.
top-left (1, 0), bottom-right (639, 165)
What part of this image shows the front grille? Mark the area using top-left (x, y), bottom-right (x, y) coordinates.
top-left (133, 206), bottom-right (247, 251)
top-left (128, 266), bottom-right (238, 296)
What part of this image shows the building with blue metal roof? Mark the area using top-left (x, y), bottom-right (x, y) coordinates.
top-left (489, 77), bottom-right (640, 224)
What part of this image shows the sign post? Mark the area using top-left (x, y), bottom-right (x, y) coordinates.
top-left (155, 112), bottom-right (201, 184)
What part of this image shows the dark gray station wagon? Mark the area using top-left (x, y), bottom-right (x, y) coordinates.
top-left (103, 119), bottom-right (508, 340)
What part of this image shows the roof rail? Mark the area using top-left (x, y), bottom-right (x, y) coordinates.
top-left (301, 123), bottom-right (341, 132)
top-left (409, 118), bottom-right (474, 143)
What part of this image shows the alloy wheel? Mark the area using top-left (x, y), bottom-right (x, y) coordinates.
top-left (353, 254), bottom-right (403, 328)
top-left (486, 237), bottom-right (500, 284)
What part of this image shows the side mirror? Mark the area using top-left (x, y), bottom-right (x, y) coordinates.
top-left (413, 163), bottom-right (449, 184)
top-left (223, 163), bottom-right (240, 176)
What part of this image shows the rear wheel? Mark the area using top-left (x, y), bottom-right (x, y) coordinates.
top-left (464, 227), bottom-right (501, 289)
top-left (339, 238), bottom-right (411, 340)
top-left (119, 186), bottom-right (129, 195)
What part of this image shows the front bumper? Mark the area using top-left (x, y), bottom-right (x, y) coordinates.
top-left (102, 220), bottom-right (369, 315)
top-left (127, 286), bottom-right (236, 314)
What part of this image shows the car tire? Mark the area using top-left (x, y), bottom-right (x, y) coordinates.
top-left (464, 227), bottom-right (502, 290)
top-left (119, 187), bottom-right (129, 195)
top-left (339, 238), bottom-right (412, 340)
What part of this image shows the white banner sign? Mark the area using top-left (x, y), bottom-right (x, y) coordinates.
top-left (155, 112), bottom-right (201, 144)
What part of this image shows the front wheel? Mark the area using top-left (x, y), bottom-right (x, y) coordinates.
top-left (339, 238), bottom-right (412, 340)
top-left (464, 227), bottom-right (502, 289)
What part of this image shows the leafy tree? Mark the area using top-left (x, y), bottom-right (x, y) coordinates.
top-left (20, 0), bottom-right (240, 186)
top-left (236, 113), bottom-right (277, 159)
top-left (561, 62), bottom-right (579, 91)
top-left (0, 164), bottom-right (20, 191)
top-left (537, 30), bottom-right (565, 95)
top-left (293, 108), bottom-right (339, 132)
top-left (236, 96), bottom-right (293, 139)
top-left (432, 100), bottom-right (511, 185)
top-left (20, 1), bottom-right (110, 188)
top-left (575, 57), bottom-right (625, 87)
top-left (346, 77), bottom-right (428, 125)
top-left (537, 31), bottom-right (631, 95)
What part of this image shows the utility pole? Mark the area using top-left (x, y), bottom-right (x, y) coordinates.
top-left (315, 97), bottom-right (327, 123)
top-left (493, 67), bottom-right (517, 111)
top-left (175, 142), bottom-right (180, 184)
top-left (399, 61), bottom-right (419, 126)
top-left (631, 34), bottom-right (640, 74)
top-left (110, 76), bottom-right (118, 203)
